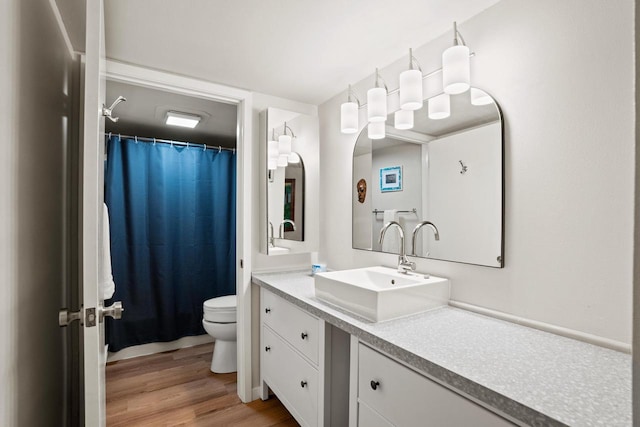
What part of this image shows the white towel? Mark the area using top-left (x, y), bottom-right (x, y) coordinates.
top-left (381, 209), bottom-right (400, 253)
top-left (100, 203), bottom-right (116, 300)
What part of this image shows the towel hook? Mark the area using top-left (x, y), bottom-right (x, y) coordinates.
top-left (102, 95), bottom-right (126, 122)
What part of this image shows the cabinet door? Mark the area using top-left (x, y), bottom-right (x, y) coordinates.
top-left (262, 288), bottom-right (320, 365)
top-left (263, 325), bottom-right (319, 427)
top-left (358, 344), bottom-right (513, 427)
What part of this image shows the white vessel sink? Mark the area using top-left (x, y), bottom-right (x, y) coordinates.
top-left (313, 266), bottom-right (450, 322)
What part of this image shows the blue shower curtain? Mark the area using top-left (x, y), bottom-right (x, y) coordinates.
top-left (105, 135), bottom-right (236, 352)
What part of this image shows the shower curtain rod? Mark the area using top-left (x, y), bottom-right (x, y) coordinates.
top-left (107, 133), bottom-right (236, 153)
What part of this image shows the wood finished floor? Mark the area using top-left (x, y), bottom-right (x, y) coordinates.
top-left (106, 343), bottom-right (299, 426)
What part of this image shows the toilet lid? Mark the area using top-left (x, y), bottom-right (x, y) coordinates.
top-left (203, 295), bottom-right (237, 323)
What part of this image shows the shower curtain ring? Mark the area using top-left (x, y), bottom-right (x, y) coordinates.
top-left (218, 146), bottom-right (221, 153)
top-left (134, 136), bottom-right (138, 143)
top-left (153, 138), bottom-right (156, 145)
top-left (203, 144), bottom-right (206, 151)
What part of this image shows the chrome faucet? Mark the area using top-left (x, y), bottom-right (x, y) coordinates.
top-left (411, 221), bottom-right (440, 256)
top-left (379, 221), bottom-right (416, 274)
top-left (278, 219), bottom-right (296, 238)
top-left (268, 221), bottom-right (275, 247)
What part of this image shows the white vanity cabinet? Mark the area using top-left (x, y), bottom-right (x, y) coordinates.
top-left (260, 288), bottom-right (327, 427)
top-left (351, 342), bottom-right (514, 427)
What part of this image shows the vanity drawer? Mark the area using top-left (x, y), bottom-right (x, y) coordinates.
top-left (262, 325), bottom-right (319, 427)
top-left (358, 343), bottom-right (513, 427)
top-left (358, 402), bottom-right (394, 427)
top-left (261, 289), bottom-right (320, 365)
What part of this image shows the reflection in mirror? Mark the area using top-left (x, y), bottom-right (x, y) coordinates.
top-left (265, 108), bottom-right (307, 255)
top-left (352, 88), bottom-right (503, 267)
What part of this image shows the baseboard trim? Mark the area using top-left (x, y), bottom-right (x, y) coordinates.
top-left (107, 335), bottom-right (214, 362)
top-left (448, 300), bottom-right (631, 354)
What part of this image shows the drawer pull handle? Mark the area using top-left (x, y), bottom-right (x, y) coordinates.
top-left (265, 308), bottom-right (271, 314)
top-left (370, 380), bottom-right (380, 391)
top-left (300, 332), bottom-right (308, 340)
top-left (300, 380), bottom-right (307, 388)
top-left (265, 346), bottom-right (271, 352)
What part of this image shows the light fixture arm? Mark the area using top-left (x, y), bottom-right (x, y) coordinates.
top-left (282, 122), bottom-right (296, 139)
top-left (374, 68), bottom-right (388, 91)
top-left (347, 84), bottom-right (361, 105)
top-left (408, 48), bottom-right (423, 72)
top-left (452, 21), bottom-right (467, 46)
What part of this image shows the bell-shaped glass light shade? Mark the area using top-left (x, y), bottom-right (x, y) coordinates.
top-left (368, 121), bottom-right (385, 140)
top-left (428, 93), bottom-right (451, 120)
top-left (470, 88), bottom-right (493, 106)
top-left (278, 134), bottom-right (292, 155)
top-left (288, 152), bottom-right (300, 164)
top-left (442, 44), bottom-right (470, 95)
top-left (267, 158), bottom-right (278, 170)
top-left (277, 154), bottom-right (289, 167)
top-left (367, 87), bottom-right (387, 122)
top-left (267, 140), bottom-right (279, 160)
top-left (394, 109), bottom-right (414, 130)
top-left (340, 101), bottom-right (359, 134)
top-left (399, 69), bottom-right (423, 111)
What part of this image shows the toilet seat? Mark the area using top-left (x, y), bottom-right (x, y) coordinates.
top-left (203, 295), bottom-right (237, 323)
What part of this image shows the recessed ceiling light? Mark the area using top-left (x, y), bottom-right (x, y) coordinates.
top-left (165, 111), bottom-right (201, 128)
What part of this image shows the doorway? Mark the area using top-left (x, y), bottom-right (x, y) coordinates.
top-left (103, 61), bottom-right (254, 403)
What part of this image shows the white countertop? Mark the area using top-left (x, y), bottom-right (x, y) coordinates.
top-left (252, 270), bottom-right (631, 427)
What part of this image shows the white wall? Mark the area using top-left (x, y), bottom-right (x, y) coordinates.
top-left (318, 0), bottom-right (634, 345)
top-left (0, 0), bottom-right (74, 425)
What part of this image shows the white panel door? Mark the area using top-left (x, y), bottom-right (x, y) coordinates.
top-left (82, 0), bottom-right (107, 425)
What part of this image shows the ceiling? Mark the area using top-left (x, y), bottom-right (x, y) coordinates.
top-left (105, 81), bottom-right (237, 146)
top-left (102, 0), bottom-right (501, 105)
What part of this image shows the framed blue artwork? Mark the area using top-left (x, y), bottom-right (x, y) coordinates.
top-left (380, 166), bottom-right (402, 192)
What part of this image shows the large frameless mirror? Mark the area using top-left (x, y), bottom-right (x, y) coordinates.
top-left (352, 88), bottom-right (504, 267)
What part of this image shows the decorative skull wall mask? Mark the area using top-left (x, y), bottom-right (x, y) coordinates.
top-left (357, 179), bottom-right (367, 203)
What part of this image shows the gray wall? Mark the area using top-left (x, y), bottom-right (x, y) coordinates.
top-left (0, 0), bottom-right (76, 425)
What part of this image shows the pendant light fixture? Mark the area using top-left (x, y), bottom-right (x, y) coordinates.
top-left (399, 48), bottom-right (423, 111)
top-left (368, 121), bottom-right (386, 140)
top-left (442, 22), bottom-right (470, 95)
top-left (394, 109), bottom-right (414, 130)
top-left (428, 93), bottom-right (450, 120)
top-left (367, 68), bottom-right (388, 123)
top-left (340, 84), bottom-right (360, 134)
top-left (277, 154), bottom-right (289, 167)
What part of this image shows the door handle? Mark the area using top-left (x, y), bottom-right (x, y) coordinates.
top-left (101, 301), bottom-right (124, 321)
top-left (59, 308), bottom-right (83, 327)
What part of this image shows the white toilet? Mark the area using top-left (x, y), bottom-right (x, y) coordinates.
top-left (202, 295), bottom-right (237, 373)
